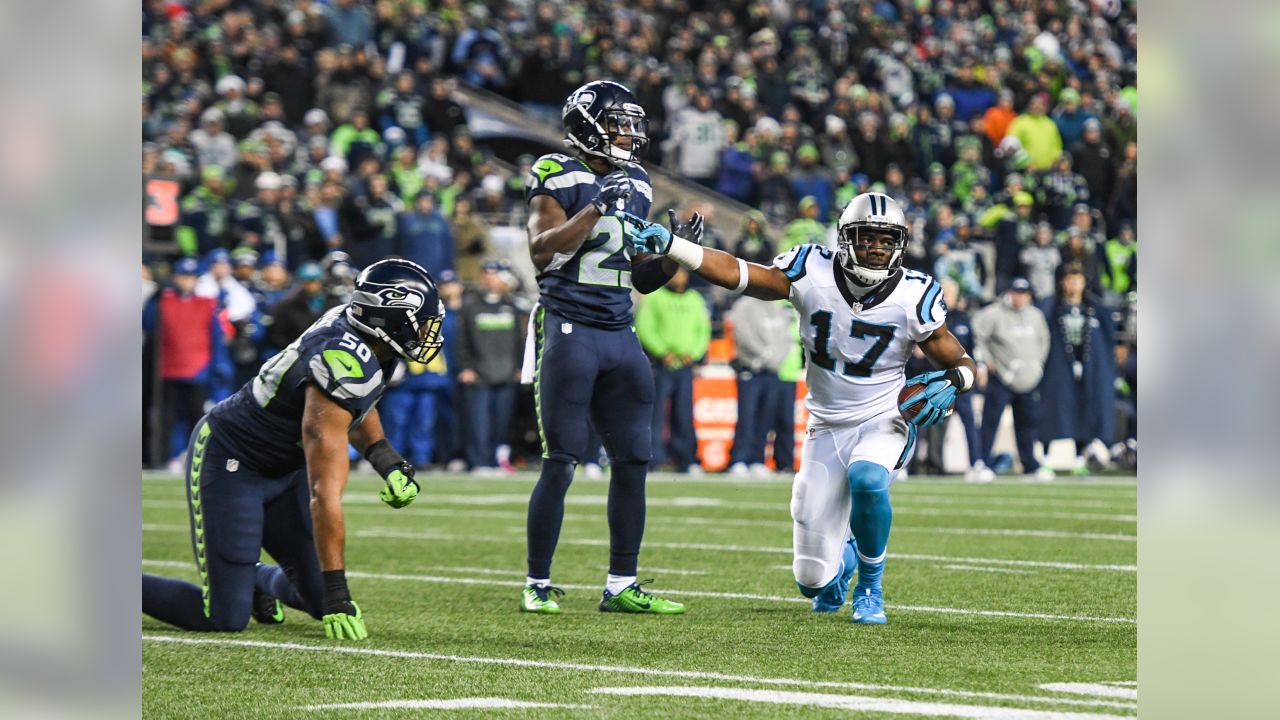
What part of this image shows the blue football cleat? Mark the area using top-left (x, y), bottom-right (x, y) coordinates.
top-left (812, 540), bottom-right (858, 613)
top-left (851, 586), bottom-right (887, 624)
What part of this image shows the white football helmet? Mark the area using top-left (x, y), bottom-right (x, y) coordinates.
top-left (836, 192), bottom-right (910, 286)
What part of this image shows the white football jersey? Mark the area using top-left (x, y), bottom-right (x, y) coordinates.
top-left (773, 244), bottom-right (946, 427)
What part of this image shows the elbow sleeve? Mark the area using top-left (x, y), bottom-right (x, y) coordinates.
top-left (632, 257), bottom-right (675, 294)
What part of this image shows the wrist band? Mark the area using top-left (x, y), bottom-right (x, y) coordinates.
top-left (948, 364), bottom-right (975, 392)
top-left (731, 258), bottom-right (749, 295)
top-left (365, 438), bottom-right (406, 478)
top-left (666, 234), bottom-right (704, 270)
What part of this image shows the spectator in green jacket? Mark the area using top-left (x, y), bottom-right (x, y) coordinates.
top-left (779, 196), bottom-right (826, 253)
top-left (636, 269), bottom-right (711, 473)
top-left (329, 109), bottom-right (382, 165)
top-left (1006, 93), bottom-right (1063, 172)
top-left (1101, 222), bottom-right (1137, 299)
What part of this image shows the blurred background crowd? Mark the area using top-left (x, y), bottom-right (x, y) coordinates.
top-left (143, 0), bottom-right (1137, 478)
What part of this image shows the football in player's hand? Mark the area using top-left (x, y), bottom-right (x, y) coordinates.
top-left (898, 383), bottom-right (928, 424)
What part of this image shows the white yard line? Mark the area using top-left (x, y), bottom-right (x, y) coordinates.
top-left (143, 497), bottom-right (1135, 523)
top-left (139, 560), bottom-right (1134, 624)
top-left (143, 525), bottom-right (1134, 572)
top-left (1039, 684), bottom-right (1138, 701)
top-left (296, 698), bottom-right (593, 711)
top-left (937, 564), bottom-right (1037, 575)
top-left (141, 635), bottom-right (1135, 710)
top-left (590, 686), bottom-right (1132, 719)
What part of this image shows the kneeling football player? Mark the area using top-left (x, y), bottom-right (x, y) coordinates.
top-left (143, 259), bottom-right (443, 639)
top-left (623, 193), bottom-right (975, 623)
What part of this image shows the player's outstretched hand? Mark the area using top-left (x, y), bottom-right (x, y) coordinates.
top-left (900, 370), bottom-right (958, 428)
top-left (322, 600), bottom-right (368, 640)
top-left (618, 211), bottom-right (668, 254)
top-left (590, 172), bottom-right (633, 215)
top-left (379, 462), bottom-right (419, 509)
top-left (668, 209), bottom-right (705, 246)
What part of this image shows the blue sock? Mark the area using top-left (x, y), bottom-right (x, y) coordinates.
top-left (847, 461), bottom-right (892, 591)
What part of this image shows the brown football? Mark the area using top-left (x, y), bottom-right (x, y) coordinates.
top-left (898, 383), bottom-right (928, 423)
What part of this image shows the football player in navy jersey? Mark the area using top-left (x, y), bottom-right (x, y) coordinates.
top-left (143, 259), bottom-right (443, 639)
top-left (519, 80), bottom-right (694, 615)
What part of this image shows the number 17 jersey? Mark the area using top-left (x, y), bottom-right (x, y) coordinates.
top-left (525, 153), bottom-right (652, 330)
top-left (773, 245), bottom-right (947, 427)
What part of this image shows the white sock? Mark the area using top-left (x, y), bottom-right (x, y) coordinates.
top-left (526, 576), bottom-right (550, 588)
top-left (605, 574), bottom-right (636, 595)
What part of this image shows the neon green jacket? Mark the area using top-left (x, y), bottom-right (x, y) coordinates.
top-left (635, 287), bottom-right (711, 366)
top-left (779, 218), bottom-right (826, 253)
top-left (1006, 113), bottom-right (1063, 171)
top-left (777, 303), bottom-right (804, 382)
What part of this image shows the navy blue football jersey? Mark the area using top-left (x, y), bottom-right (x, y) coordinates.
top-left (525, 153), bottom-right (652, 329)
top-left (210, 306), bottom-right (394, 475)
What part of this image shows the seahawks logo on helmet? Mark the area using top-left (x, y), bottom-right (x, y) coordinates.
top-left (345, 259), bottom-right (445, 364)
top-left (376, 287), bottom-right (425, 311)
top-left (562, 80), bottom-right (649, 166)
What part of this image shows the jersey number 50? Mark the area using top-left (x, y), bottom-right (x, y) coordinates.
top-left (809, 311), bottom-right (895, 377)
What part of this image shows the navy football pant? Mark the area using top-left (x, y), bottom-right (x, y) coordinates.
top-left (527, 308), bottom-right (654, 579)
top-left (143, 416), bottom-right (324, 631)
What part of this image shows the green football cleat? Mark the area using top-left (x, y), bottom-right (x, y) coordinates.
top-left (252, 588), bottom-right (285, 625)
top-left (598, 580), bottom-right (686, 615)
top-left (521, 584), bottom-right (565, 614)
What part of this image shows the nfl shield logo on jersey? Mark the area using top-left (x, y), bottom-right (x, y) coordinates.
top-left (561, 322), bottom-right (574, 335)
top-left (225, 459), bottom-right (239, 472)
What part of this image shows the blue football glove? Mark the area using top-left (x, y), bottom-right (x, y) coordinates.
top-left (900, 370), bottom-right (958, 428)
top-left (618, 209), bottom-right (705, 255)
top-left (617, 211), bottom-right (671, 254)
top-left (590, 172), bottom-right (633, 215)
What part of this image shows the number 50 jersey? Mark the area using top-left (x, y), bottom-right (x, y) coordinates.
top-left (525, 153), bottom-right (652, 330)
top-left (210, 306), bottom-right (395, 476)
top-left (773, 244), bottom-right (947, 427)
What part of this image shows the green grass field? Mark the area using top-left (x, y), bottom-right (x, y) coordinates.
top-left (142, 471), bottom-right (1136, 719)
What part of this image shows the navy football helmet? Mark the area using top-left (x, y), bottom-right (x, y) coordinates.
top-left (345, 259), bottom-right (445, 364)
top-left (562, 80), bottom-right (648, 165)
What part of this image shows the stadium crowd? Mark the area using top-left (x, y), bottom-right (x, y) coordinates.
top-left (142, 0), bottom-right (1136, 478)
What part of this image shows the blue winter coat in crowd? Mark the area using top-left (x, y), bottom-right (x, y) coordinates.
top-left (789, 172), bottom-right (835, 222)
top-left (396, 209), bottom-right (455, 280)
top-left (944, 85), bottom-right (997, 121)
top-left (1036, 297), bottom-right (1116, 444)
top-left (715, 145), bottom-right (757, 204)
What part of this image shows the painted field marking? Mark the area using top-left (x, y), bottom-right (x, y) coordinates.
top-left (1039, 683), bottom-right (1138, 701)
top-left (296, 698), bottom-right (593, 711)
top-left (350, 529), bottom-right (1138, 568)
top-left (139, 560), bottom-right (1134, 624)
top-left (589, 686), bottom-right (1132, 719)
top-left (143, 496), bottom-right (1135, 524)
top-left (937, 564), bottom-right (1037, 575)
top-left (142, 523), bottom-right (1135, 573)
top-left (141, 635), bottom-right (1135, 710)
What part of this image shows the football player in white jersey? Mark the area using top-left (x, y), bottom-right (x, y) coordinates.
top-left (621, 193), bottom-right (976, 624)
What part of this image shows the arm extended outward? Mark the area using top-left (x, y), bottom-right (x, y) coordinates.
top-left (621, 213), bottom-right (792, 301)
